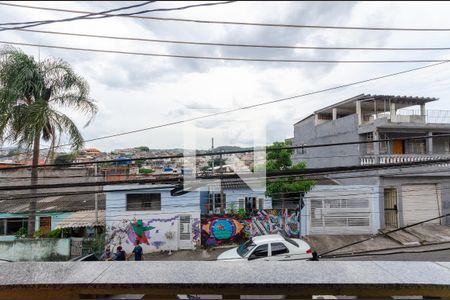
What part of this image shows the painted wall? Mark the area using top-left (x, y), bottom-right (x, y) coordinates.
top-left (201, 209), bottom-right (299, 247)
top-left (105, 185), bottom-right (201, 253)
top-left (0, 238), bottom-right (70, 261)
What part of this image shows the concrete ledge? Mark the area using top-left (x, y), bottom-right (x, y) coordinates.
top-left (0, 261), bottom-right (449, 299)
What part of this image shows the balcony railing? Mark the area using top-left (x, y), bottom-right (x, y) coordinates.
top-left (362, 109), bottom-right (450, 125)
top-left (361, 154), bottom-right (450, 166)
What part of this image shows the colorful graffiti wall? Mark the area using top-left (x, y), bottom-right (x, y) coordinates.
top-left (106, 214), bottom-right (201, 253)
top-left (201, 209), bottom-right (300, 246)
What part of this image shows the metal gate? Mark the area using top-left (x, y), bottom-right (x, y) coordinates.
top-left (178, 215), bottom-right (192, 250)
top-left (70, 238), bottom-right (83, 257)
top-left (384, 188), bottom-right (398, 228)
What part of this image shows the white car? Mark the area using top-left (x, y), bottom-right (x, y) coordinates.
top-left (217, 234), bottom-right (313, 261)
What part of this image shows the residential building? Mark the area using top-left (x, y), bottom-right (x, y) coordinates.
top-left (105, 184), bottom-right (202, 254)
top-left (293, 94), bottom-right (450, 232)
top-left (0, 193), bottom-right (105, 241)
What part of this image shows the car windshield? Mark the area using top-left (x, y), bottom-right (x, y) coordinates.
top-left (237, 240), bottom-right (257, 257)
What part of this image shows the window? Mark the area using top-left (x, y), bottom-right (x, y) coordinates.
top-left (296, 145), bottom-right (306, 155)
top-left (237, 240), bottom-right (256, 257)
top-left (271, 242), bottom-right (289, 255)
top-left (250, 244), bottom-right (268, 258)
top-left (208, 193), bottom-right (226, 212)
top-left (126, 193), bottom-right (161, 211)
top-left (245, 197), bottom-right (257, 212)
top-left (1, 218), bottom-right (28, 235)
top-left (272, 192), bottom-right (304, 209)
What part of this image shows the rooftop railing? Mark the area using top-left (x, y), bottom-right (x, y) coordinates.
top-left (362, 109), bottom-right (450, 125)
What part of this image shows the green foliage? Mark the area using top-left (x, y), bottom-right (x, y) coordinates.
top-left (32, 228), bottom-right (45, 238)
top-left (207, 157), bottom-right (227, 168)
top-left (236, 208), bottom-right (247, 220)
top-left (15, 227), bottom-right (27, 238)
top-left (47, 228), bottom-right (62, 238)
top-left (54, 153), bottom-right (76, 167)
top-left (136, 146), bottom-right (150, 152)
top-left (139, 167), bottom-right (154, 174)
top-left (265, 140), bottom-right (315, 196)
top-left (0, 46), bottom-right (97, 152)
top-left (136, 161), bottom-right (143, 168)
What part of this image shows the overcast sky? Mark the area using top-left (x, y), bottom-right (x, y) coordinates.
top-left (1, 1), bottom-right (450, 152)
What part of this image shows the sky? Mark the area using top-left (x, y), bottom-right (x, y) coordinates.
top-left (1, 1), bottom-right (450, 152)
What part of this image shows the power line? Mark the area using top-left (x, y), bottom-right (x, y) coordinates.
top-left (0, 60), bottom-right (446, 161)
top-left (0, 1), bottom-right (236, 32)
top-left (0, 58), bottom-right (447, 161)
top-left (0, 1), bottom-right (156, 30)
top-left (2, 157), bottom-right (450, 191)
top-left (3, 2), bottom-right (450, 32)
top-left (1, 132), bottom-right (449, 170)
top-left (3, 40), bottom-right (450, 63)
top-left (13, 28), bottom-right (450, 51)
top-left (319, 212), bottom-right (450, 257)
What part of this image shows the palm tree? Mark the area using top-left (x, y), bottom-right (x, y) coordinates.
top-left (0, 46), bottom-right (97, 236)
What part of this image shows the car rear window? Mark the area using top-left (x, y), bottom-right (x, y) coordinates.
top-left (283, 236), bottom-right (299, 247)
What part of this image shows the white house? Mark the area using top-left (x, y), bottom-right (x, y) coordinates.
top-left (105, 184), bottom-right (202, 254)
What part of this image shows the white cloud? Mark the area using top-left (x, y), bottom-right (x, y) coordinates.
top-left (1, 1), bottom-right (450, 151)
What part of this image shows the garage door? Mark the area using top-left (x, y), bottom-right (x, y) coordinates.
top-left (309, 197), bottom-right (372, 235)
top-left (402, 184), bottom-right (440, 225)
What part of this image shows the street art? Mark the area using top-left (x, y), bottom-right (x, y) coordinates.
top-left (192, 218), bottom-right (201, 247)
top-left (106, 215), bottom-right (179, 252)
top-left (129, 219), bottom-right (155, 245)
top-left (201, 217), bottom-right (244, 246)
top-left (201, 209), bottom-right (300, 246)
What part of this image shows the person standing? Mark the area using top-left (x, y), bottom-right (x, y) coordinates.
top-left (128, 240), bottom-right (144, 261)
top-left (100, 246), bottom-right (113, 261)
top-left (113, 246), bottom-right (127, 261)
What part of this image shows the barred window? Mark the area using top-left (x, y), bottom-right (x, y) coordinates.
top-left (126, 193), bottom-right (161, 211)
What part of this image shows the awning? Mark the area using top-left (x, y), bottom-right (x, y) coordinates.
top-left (57, 210), bottom-right (105, 229)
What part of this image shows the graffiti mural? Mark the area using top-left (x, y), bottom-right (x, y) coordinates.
top-left (106, 215), bottom-right (179, 252)
top-left (201, 209), bottom-right (300, 246)
top-left (191, 218), bottom-right (201, 247)
top-left (202, 217), bottom-right (245, 246)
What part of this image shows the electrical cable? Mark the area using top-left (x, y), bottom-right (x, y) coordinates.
top-left (12, 28), bottom-right (450, 51)
top-left (0, 2), bottom-right (236, 32)
top-left (2, 40), bottom-right (450, 63)
top-left (3, 2), bottom-right (450, 32)
top-left (0, 60), bottom-right (447, 159)
top-left (1, 133), bottom-right (449, 170)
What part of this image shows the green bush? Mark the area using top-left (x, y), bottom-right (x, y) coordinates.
top-left (139, 167), bottom-right (154, 174)
top-left (33, 228), bottom-right (45, 238)
top-left (15, 227), bottom-right (27, 238)
top-left (47, 228), bottom-right (62, 238)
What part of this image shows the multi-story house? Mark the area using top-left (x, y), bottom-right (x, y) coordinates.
top-left (293, 94), bottom-right (450, 233)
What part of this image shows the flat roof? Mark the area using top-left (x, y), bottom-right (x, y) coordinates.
top-left (316, 94), bottom-right (438, 115)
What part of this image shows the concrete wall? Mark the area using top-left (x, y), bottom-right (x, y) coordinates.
top-left (105, 185), bottom-right (201, 253)
top-left (0, 238), bottom-right (70, 262)
top-left (293, 115), bottom-right (361, 168)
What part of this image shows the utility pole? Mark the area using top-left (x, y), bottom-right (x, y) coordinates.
top-left (220, 148), bottom-right (225, 214)
top-left (94, 163), bottom-right (98, 237)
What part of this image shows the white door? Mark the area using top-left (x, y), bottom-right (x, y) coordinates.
top-left (402, 184), bottom-right (440, 225)
top-left (178, 215), bottom-right (193, 250)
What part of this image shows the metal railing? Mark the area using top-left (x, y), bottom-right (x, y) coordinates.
top-left (361, 154), bottom-right (450, 166)
top-left (362, 109), bottom-right (450, 125)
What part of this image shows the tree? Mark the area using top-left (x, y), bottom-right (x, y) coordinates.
top-left (136, 146), bottom-right (150, 152)
top-left (264, 141), bottom-right (314, 197)
top-left (54, 153), bottom-right (76, 167)
top-left (0, 46), bottom-right (97, 236)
